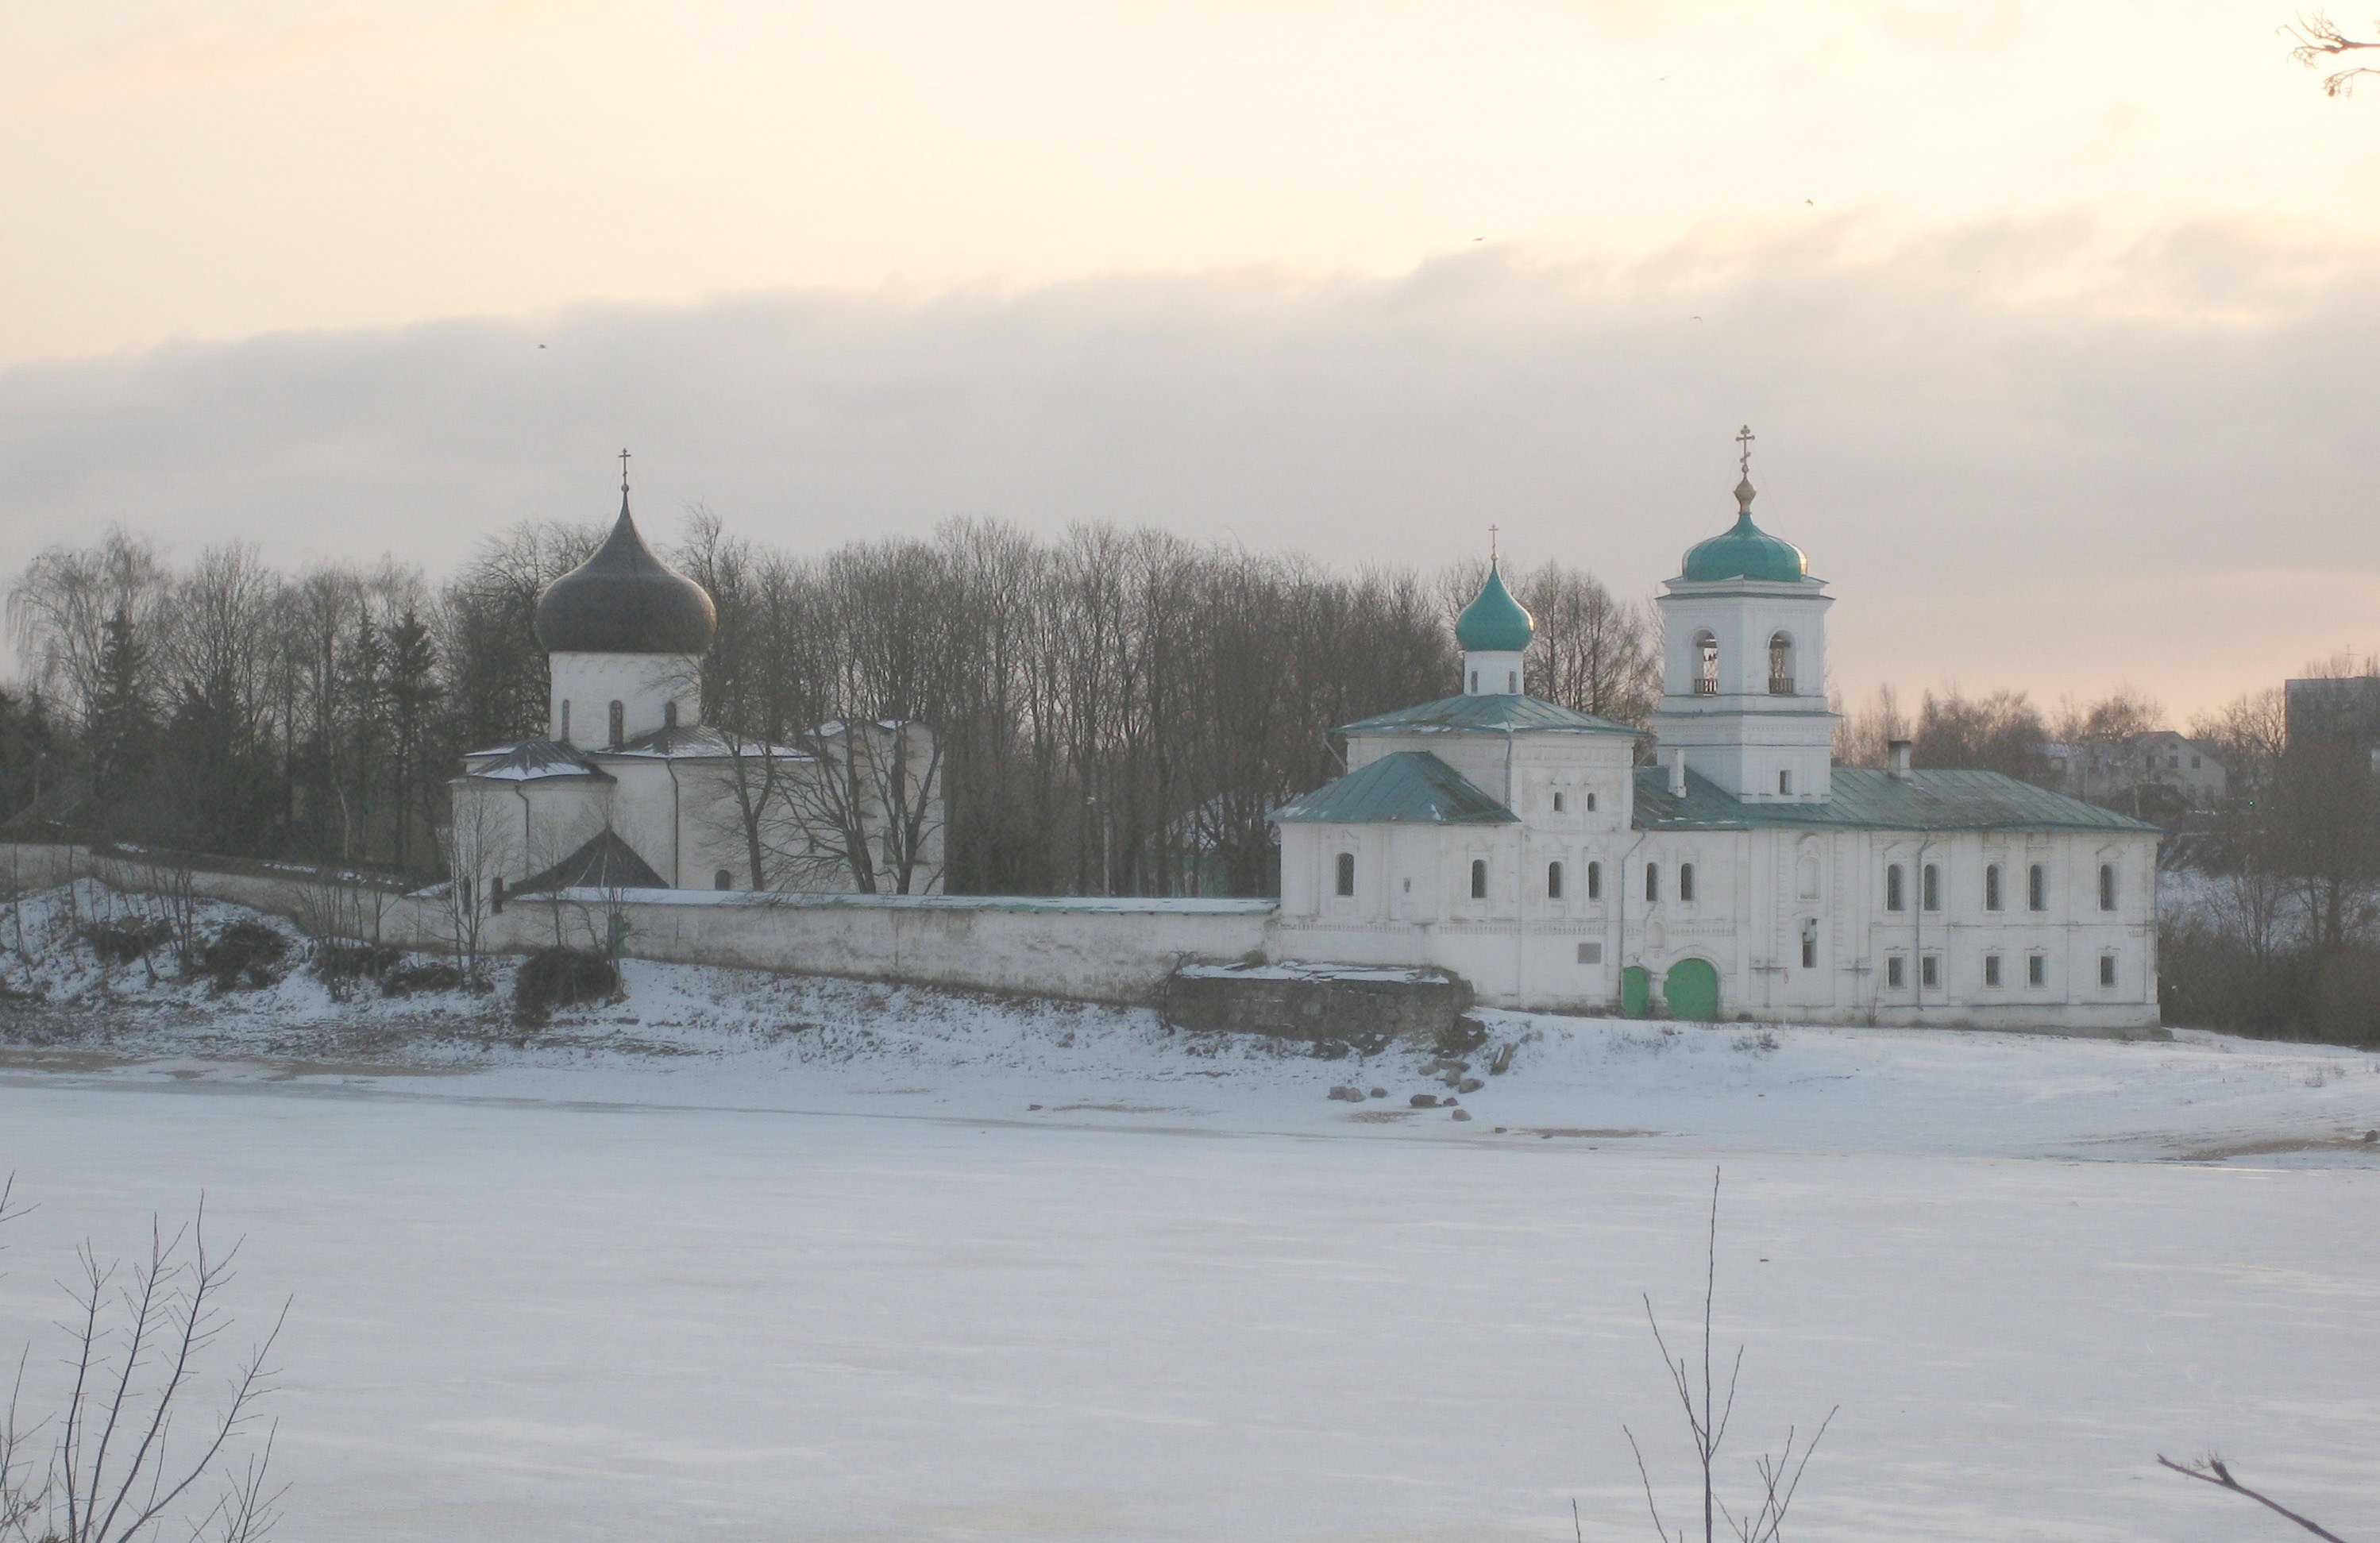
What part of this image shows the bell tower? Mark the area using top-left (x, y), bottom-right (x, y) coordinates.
top-left (1648, 429), bottom-right (1838, 801)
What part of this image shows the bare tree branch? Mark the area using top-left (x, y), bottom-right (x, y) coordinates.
top-left (2158, 1453), bottom-right (2351, 1541)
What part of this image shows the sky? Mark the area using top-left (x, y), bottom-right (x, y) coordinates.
top-left (2, 0), bottom-right (2377, 717)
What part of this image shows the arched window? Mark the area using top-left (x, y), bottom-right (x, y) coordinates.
top-left (1470, 858), bottom-right (1488, 901)
top-left (1886, 863), bottom-right (1906, 912)
top-left (2028, 864), bottom-right (2048, 912)
top-left (1800, 919), bottom-right (1818, 968)
top-left (1587, 861), bottom-right (1602, 900)
top-left (1645, 863), bottom-right (1661, 902)
top-left (1778, 769), bottom-right (1792, 796)
top-left (664, 700), bottom-right (679, 730)
top-left (1469, 669), bottom-right (1479, 693)
top-left (559, 700), bottom-right (571, 742)
top-left (1547, 861), bottom-right (1564, 899)
top-left (608, 700), bottom-right (625, 747)
top-left (2098, 863), bottom-right (2117, 912)
top-left (1922, 863), bottom-right (1940, 912)
top-left (1586, 792), bottom-right (1598, 812)
top-left (2099, 952), bottom-right (2117, 986)
top-left (714, 869), bottom-right (733, 890)
top-left (1694, 631), bottom-right (1719, 695)
top-left (1679, 862), bottom-right (1697, 903)
top-left (1553, 791), bottom-right (1565, 813)
top-left (1768, 631), bottom-right (1795, 694)
top-left (1336, 852), bottom-right (1356, 897)
top-left (1506, 669), bottom-right (1518, 692)
top-left (1985, 863), bottom-right (2003, 912)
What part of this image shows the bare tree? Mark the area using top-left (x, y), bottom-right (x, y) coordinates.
top-left (1, 1184), bottom-right (285, 1543)
top-left (2158, 1453), bottom-right (2351, 1541)
top-left (2286, 11), bottom-right (2380, 95)
top-left (2191, 685), bottom-right (2288, 800)
top-left (1621, 1171), bottom-right (1834, 1543)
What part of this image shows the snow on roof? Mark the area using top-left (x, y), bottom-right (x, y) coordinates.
top-left (463, 739), bottom-right (609, 782)
top-left (602, 726), bottom-right (814, 762)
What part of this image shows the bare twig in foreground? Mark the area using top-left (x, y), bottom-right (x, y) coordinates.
top-left (2158, 1453), bottom-right (2351, 1542)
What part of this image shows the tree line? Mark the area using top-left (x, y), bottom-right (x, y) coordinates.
top-left (2, 514), bottom-right (1661, 897)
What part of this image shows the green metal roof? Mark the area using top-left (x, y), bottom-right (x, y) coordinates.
top-left (1454, 561), bottom-right (1535, 652)
top-left (1273, 750), bottom-right (1518, 826)
top-left (1680, 480), bottom-right (1810, 584)
top-left (1339, 692), bottom-right (1640, 737)
top-left (1633, 766), bottom-right (2163, 834)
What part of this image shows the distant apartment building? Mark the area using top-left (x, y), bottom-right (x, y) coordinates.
top-left (2285, 676), bottom-right (2380, 768)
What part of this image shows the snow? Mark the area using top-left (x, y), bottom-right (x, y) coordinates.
top-left (2, 881), bottom-right (2378, 1539)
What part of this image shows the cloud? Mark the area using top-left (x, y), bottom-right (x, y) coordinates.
top-left (2, 215), bottom-right (2374, 715)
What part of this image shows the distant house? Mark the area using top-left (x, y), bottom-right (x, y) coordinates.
top-left (2285, 676), bottom-right (2380, 768)
top-left (2040, 731), bottom-right (2226, 812)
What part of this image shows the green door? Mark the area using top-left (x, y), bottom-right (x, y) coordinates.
top-left (1620, 966), bottom-right (1652, 1019)
top-left (1664, 958), bottom-right (1720, 1022)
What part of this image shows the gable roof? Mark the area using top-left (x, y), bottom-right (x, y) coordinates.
top-left (1337, 693), bottom-right (1639, 738)
top-left (464, 738), bottom-right (610, 783)
top-left (1271, 750), bottom-right (1518, 827)
top-left (1633, 766), bottom-right (2162, 834)
top-left (512, 830), bottom-right (669, 892)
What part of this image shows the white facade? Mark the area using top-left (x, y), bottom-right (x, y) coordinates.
top-left (548, 650), bottom-right (704, 747)
top-left (1269, 468), bottom-right (2163, 1032)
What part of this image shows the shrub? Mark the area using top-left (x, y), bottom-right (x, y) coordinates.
top-left (380, 960), bottom-right (469, 997)
top-left (312, 939), bottom-right (403, 986)
top-left (83, 917), bottom-right (171, 964)
top-left (199, 920), bottom-right (290, 992)
top-left (514, 946), bottom-right (619, 1020)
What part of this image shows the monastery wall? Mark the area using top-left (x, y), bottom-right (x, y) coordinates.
top-left (0, 845), bottom-right (1271, 1007)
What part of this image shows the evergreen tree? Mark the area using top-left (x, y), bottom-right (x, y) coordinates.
top-left (86, 609), bottom-right (153, 816)
top-left (385, 608), bottom-right (441, 870)
top-left (338, 615), bottom-right (388, 860)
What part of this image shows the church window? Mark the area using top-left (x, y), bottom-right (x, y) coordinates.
top-left (1985, 863), bottom-right (2003, 911)
top-left (608, 700), bottom-right (625, 747)
top-left (1921, 954), bottom-right (1939, 989)
top-left (1985, 953), bottom-right (2002, 987)
top-left (1885, 864), bottom-right (1906, 912)
top-left (2099, 952), bottom-right (2117, 986)
top-left (714, 869), bottom-right (732, 890)
top-left (560, 700), bottom-right (571, 742)
top-left (1645, 863), bottom-right (1661, 902)
top-left (1336, 852), bottom-right (1356, 897)
top-left (1586, 792), bottom-right (1597, 812)
top-left (1547, 861), bottom-right (1564, 900)
top-left (1507, 669), bottom-right (1518, 692)
top-left (2027, 952), bottom-right (2047, 986)
top-left (1800, 920), bottom-right (1817, 969)
top-left (1694, 631), bottom-right (1719, 695)
top-left (1887, 955), bottom-right (1906, 989)
top-left (2098, 863), bottom-right (2117, 912)
top-left (1768, 632), bottom-right (1795, 694)
top-left (1922, 863), bottom-right (1940, 912)
top-left (1778, 769), bottom-right (1792, 796)
top-left (1679, 862), bottom-right (1697, 903)
top-left (665, 700), bottom-right (679, 731)
top-left (1553, 791), bottom-right (1565, 813)
top-left (1587, 861), bottom-right (1602, 900)
top-left (1469, 858), bottom-right (1489, 901)
top-left (1470, 669), bottom-right (1479, 693)
top-left (2028, 864), bottom-right (2048, 912)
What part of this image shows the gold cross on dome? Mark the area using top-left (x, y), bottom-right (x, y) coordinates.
top-left (1736, 425), bottom-right (1755, 476)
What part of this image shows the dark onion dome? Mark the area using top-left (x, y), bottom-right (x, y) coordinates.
top-left (1680, 477), bottom-right (1809, 583)
top-left (1453, 561), bottom-right (1535, 652)
top-left (534, 495), bottom-right (717, 654)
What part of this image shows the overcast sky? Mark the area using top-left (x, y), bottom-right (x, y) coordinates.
top-left (4, 0), bottom-right (2376, 716)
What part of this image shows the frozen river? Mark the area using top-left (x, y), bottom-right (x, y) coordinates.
top-left (1, 1062), bottom-right (2374, 1541)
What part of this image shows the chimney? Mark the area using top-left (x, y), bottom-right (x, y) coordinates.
top-left (1888, 739), bottom-right (1912, 781)
top-left (1667, 748), bottom-right (1688, 797)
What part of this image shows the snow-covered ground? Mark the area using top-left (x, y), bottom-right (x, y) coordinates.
top-left (2, 882), bottom-right (2378, 1539)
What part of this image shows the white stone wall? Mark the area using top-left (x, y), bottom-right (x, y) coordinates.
top-left (548, 651), bottom-right (702, 746)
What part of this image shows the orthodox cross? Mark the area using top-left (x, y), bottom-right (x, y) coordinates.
top-left (1736, 425), bottom-right (1755, 476)
top-left (619, 446), bottom-right (631, 494)
top-left (1489, 523), bottom-right (1499, 564)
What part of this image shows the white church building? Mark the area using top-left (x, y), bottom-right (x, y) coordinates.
top-left (449, 474), bottom-right (943, 903)
top-left (1271, 453), bottom-right (2162, 1032)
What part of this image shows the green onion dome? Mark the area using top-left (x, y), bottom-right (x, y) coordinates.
top-left (1680, 478), bottom-right (1808, 583)
top-left (1455, 561), bottom-right (1535, 652)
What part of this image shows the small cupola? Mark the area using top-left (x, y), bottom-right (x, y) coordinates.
top-left (1456, 557), bottom-right (1533, 696)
